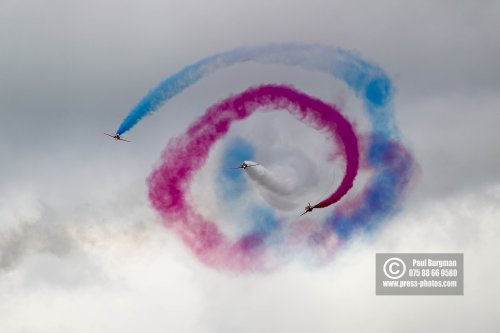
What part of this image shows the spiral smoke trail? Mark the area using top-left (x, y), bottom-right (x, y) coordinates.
top-left (116, 44), bottom-right (416, 271)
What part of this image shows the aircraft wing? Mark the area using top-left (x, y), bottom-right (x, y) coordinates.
top-left (118, 138), bottom-right (131, 142)
top-left (104, 133), bottom-right (115, 138)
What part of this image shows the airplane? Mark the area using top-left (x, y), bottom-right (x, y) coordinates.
top-left (105, 133), bottom-right (131, 142)
top-left (300, 202), bottom-right (315, 216)
top-left (233, 162), bottom-right (259, 170)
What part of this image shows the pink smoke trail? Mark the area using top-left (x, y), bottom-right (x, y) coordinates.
top-left (148, 85), bottom-right (359, 271)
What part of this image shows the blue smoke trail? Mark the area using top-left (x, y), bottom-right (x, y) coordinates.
top-left (327, 135), bottom-right (415, 240)
top-left (216, 137), bottom-right (254, 201)
top-left (117, 43), bottom-right (396, 138)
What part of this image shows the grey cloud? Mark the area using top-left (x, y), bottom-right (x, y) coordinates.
top-left (0, 220), bottom-right (73, 272)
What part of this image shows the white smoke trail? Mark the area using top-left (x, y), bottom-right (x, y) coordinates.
top-left (244, 154), bottom-right (321, 211)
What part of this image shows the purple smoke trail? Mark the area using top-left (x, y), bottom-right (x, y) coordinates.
top-left (148, 84), bottom-right (359, 271)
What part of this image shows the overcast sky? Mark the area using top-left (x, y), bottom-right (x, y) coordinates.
top-left (1, 0), bottom-right (499, 332)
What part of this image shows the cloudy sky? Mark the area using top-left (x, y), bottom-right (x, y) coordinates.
top-left (1, 0), bottom-right (499, 332)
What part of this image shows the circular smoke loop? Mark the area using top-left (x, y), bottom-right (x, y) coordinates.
top-left (115, 44), bottom-right (416, 271)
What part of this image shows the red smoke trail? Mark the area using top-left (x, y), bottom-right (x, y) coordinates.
top-left (147, 85), bottom-right (359, 271)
